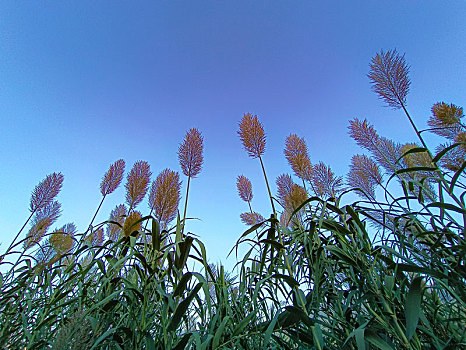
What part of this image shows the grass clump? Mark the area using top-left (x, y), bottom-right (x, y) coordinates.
top-left (0, 50), bottom-right (465, 349)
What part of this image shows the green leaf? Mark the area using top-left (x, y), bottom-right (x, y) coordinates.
top-left (173, 272), bottom-right (193, 298)
top-left (270, 273), bottom-right (300, 288)
top-left (405, 276), bottom-right (423, 340)
top-left (172, 333), bottom-right (191, 350)
top-left (212, 316), bottom-right (230, 348)
top-left (168, 282), bottom-right (203, 331)
top-left (232, 310), bottom-right (256, 336)
top-left (264, 311), bottom-right (281, 346)
top-left (355, 328), bottom-right (365, 350)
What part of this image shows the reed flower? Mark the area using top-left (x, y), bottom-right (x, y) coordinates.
top-left (455, 132), bottom-right (466, 151)
top-left (348, 118), bottom-right (403, 175)
top-left (284, 134), bottom-right (312, 181)
top-left (436, 142), bottom-right (466, 171)
top-left (100, 159), bottom-right (125, 196)
top-left (347, 154), bottom-right (382, 198)
top-left (240, 212), bottom-right (265, 226)
top-left (238, 113), bottom-right (266, 159)
top-left (236, 175), bottom-right (253, 202)
top-left (311, 162), bottom-right (343, 199)
top-left (428, 102), bottom-right (464, 139)
top-left (368, 49), bottom-right (410, 109)
top-left (276, 174), bottom-right (294, 208)
top-left (125, 161), bottom-right (151, 209)
top-left (84, 227), bottom-right (104, 247)
top-left (30, 172), bottom-right (64, 212)
top-left (178, 128), bottom-right (204, 178)
top-left (25, 200), bottom-right (61, 249)
top-left (49, 223), bottom-right (76, 255)
top-left (286, 184), bottom-right (307, 211)
top-left (123, 210), bottom-right (142, 237)
top-left (149, 169), bottom-right (181, 229)
top-left (400, 143), bottom-right (433, 169)
top-left (106, 204), bottom-right (127, 241)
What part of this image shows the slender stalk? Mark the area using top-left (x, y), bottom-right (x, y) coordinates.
top-left (89, 195), bottom-right (106, 229)
top-left (3, 211), bottom-right (35, 255)
top-left (258, 155), bottom-right (276, 215)
top-left (181, 176), bottom-right (191, 234)
top-left (257, 155), bottom-right (308, 315)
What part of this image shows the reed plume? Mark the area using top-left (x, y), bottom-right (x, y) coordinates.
top-left (106, 204), bottom-right (127, 241)
top-left (428, 102), bottom-right (464, 139)
top-left (276, 174), bottom-right (294, 208)
top-left (311, 162), bottom-right (343, 199)
top-left (236, 175), bottom-right (253, 203)
top-left (89, 159), bottom-right (126, 228)
top-left (238, 113), bottom-right (266, 159)
top-left (100, 159), bottom-right (125, 196)
top-left (400, 143), bottom-right (433, 169)
top-left (436, 143), bottom-right (466, 171)
top-left (30, 172), bottom-right (64, 212)
top-left (178, 128), bottom-right (204, 178)
top-left (368, 49), bottom-right (410, 110)
top-left (49, 223), bottom-right (76, 255)
top-left (240, 212), bottom-right (265, 226)
top-left (24, 201), bottom-right (61, 249)
top-left (286, 184), bottom-right (307, 211)
top-left (178, 128), bottom-right (204, 234)
top-left (84, 227), bottom-right (104, 247)
top-left (149, 169), bottom-right (181, 229)
top-left (284, 134), bottom-right (312, 181)
top-left (125, 161), bottom-right (151, 211)
top-left (123, 210), bottom-right (142, 237)
top-left (454, 132), bottom-right (466, 151)
top-left (348, 118), bottom-right (403, 175)
top-left (347, 154), bottom-right (382, 199)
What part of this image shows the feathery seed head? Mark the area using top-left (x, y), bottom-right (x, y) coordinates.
top-left (286, 184), bottom-right (307, 211)
top-left (149, 168), bottom-right (181, 229)
top-left (238, 113), bottom-right (266, 159)
top-left (84, 228), bottom-right (104, 247)
top-left (347, 154), bottom-right (382, 198)
top-left (178, 128), bottom-right (204, 178)
top-left (240, 212), bottom-right (265, 226)
top-left (401, 143), bottom-right (433, 168)
top-left (100, 159), bottom-right (125, 196)
top-left (368, 49), bottom-right (410, 109)
top-left (123, 210), bottom-right (142, 237)
top-left (312, 162), bottom-right (344, 199)
top-left (125, 161), bottom-right (151, 209)
top-left (348, 118), bottom-right (380, 150)
top-left (49, 223), bottom-right (76, 255)
top-left (455, 132), bottom-right (466, 151)
top-left (276, 174), bottom-right (294, 207)
top-left (428, 103), bottom-right (464, 139)
top-left (30, 172), bottom-right (64, 212)
top-left (284, 134), bottom-right (313, 181)
top-left (437, 142), bottom-right (466, 171)
top-left (25, 200), bottom-right (62, 249)
top-left (106, 204), bottom-right (127, 241)
top-left (236, 175), bottom-right (253, 202)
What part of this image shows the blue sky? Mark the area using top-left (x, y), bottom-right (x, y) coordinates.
top-left (1, 1), bottom-right (465, 268)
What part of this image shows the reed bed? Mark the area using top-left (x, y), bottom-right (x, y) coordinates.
top-left (0, 50), bottom-right (465, 349)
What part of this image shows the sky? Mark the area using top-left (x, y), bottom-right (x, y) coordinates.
top-left (1, 1), bottom-right (465, 270)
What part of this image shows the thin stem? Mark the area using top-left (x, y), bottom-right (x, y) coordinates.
top-left (258, 155), bottom-right (276, 215)
top-left (3, 211), bottom-right (35, 256)
top-left (181, 176), bottom-right (191, 234)
top-left (89, 195), bottom-right (106, 229)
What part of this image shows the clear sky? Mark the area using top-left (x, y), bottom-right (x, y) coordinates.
top-left (1, 1), bottom-right (465, 269)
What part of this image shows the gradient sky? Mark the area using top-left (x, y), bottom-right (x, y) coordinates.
top-left (1, 1), bottom-right (465, 269)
